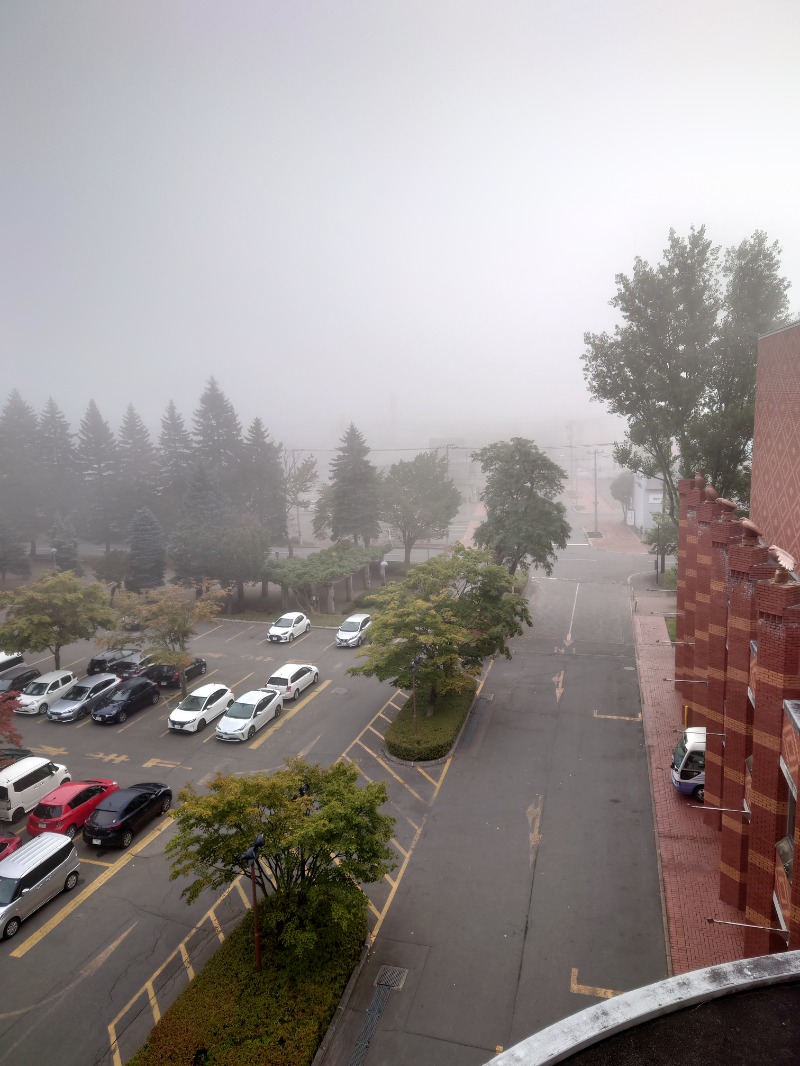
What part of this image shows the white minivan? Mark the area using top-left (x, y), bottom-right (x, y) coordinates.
top-left (670, 726), bottom-right (706, 802)
top-left (0, 757), bottom-right (71, 823)
top-left (0, 833), bottom-right (80, 939)
top-left (14, 671), bottom-right (76, 715)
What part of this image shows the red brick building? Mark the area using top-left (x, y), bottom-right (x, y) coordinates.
top-left (676, 318), bottom-right (800, 956)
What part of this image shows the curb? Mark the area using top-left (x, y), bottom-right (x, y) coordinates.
top-left (312, 937), bottom-right (372, 1066)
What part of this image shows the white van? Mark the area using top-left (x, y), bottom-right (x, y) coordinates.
top-left (670, 726), bottom-right (706, 802)
top-left (0, 757), bottom-right (71, 823)
top-left (0, 833), bottom-right (80, 940)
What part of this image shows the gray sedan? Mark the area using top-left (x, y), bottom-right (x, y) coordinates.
top-left (47, 674), bottom-right (121, 722)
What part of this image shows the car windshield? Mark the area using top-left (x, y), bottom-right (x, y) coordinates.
top-left (178, 695), bottom-right (205, 712)
top-left (225, 700), bottom-right (255, 720)
top-left (22, 681), bottom-right (48, 695)
top-left (34, 803), bottom-right (62, 818)
top-left (0, 876), bottom-right (19, 905)
top-left (339, 620), bottom-right (359, 632)
top-left (0, 680), bottom-right (14, 691)
top-left (274, 616), bottom-right (295, 628)
top-left (62, 685), bottom-right (91, 701)
top-left (672, 737), bottom-right (688, 768)
top-left (109, 689), bottom-right (131, 702)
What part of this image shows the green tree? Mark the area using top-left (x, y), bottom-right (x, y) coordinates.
top-left (242, 418), bottom-right (287, 545)
top-left (166, 759), bottom-right (395, 958)
top-left (0, 571), bottom-right (116, 669)
top-left (582, 227), bottom-right (790, 513)
top-left (643, 513), bottom-right (679, 576)
top-left (199, 512), bottom-right (272, 611)
top-left (0, 390), bottom-right (42, 554)
top-left (127, 508), bottom-right (166, 592)
top-left (93, 549), bottom-right (130, 604)
top-left (471, 438), bottom-right (569, 575)
top-left (112, 584), bottom-right (222, 695)
top-left (49, 515), bottom-right (82, 575)
top-left (609, 469), bottom-right (635, 522)
top-left (115, 404), bottom-right (159, 534)
top-left (192, 377), bottom-right (242, 482)
top-left (156, 400), bottom-right (194, 530)
top-left (283, 450), bottom-right (317, 555)
top-left (382, 451), bottom-right (462, 564)
top-left (38, 397), bottom-right (77, 531)
top-left (350, 544), bottom-right (531, 706)
top-left (169, 466), bottom-right (228, 587)
top-left (315, 424), bottom-right (380, 546)
top-left (75, 400), bottom-right (118, 551)
top-left (0, 522), bottom-right (31, 587)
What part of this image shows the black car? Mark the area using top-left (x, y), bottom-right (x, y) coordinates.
top-left (0, 666), bottom-right (41, 693)
top-left (143, 658), bottom-right (207, 688)
top-left (109, 652), bottom-right (153, 680)
top-left (91, 678), bottom-right (160, 723)
top-left (87, 648), bottom-right (134, 675)
top-left (82, 782), bottom-right (172, 848)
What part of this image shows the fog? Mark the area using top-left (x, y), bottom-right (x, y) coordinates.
top-left (2, 1), bottom-right (799, 453)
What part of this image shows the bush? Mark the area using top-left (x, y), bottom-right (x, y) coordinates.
top-left (384, 680), bottom-right (476, 761)
top-left (129, 887), bottom-right (367, 1066)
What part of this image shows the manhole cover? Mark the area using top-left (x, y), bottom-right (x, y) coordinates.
top-left (375, 965), bottom-right (408, 990)
top-left (331, 687), bottom-right (348, 695)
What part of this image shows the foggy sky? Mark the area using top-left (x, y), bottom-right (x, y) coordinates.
top-left (2, 1), bottom-right (799, 452)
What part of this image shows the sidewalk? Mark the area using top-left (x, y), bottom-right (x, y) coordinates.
top-left (590, 510), bottom-right (746, 974)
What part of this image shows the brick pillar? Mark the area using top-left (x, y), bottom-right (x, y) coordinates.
top-left (744, 577), bottom-right (800, 956)
top-left (719, 529), bottom-right (771, 908)
top-left (676, 474), bottom-right (704, 708)
top-left (703, 499), bottom-right (741, 828)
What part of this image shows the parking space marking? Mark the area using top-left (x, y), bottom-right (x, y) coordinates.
top-left (415, 765), bottom-right (438, 786)
top-left (593, 708), bottom-right (642, 721)
top-left (179, 942), bottom-right (195, 981)
top-left (10, 817), bottom-right (174, 958)
top-left (570, 967), bottom-right (620, 999)
top-left (391, 837), bottom-right (408, 859)
top-left (249, 681), bottom-right (331, 749)
top-left (370, 818), bottom-right (424, 942)
top-left (355, 740), bottom-right (426, 804)
top-left (224, 626), bottom-right (254, 643)
top-left (232, 671), bottom-right (255, 690)
top-left (80, 856), bottom-right (116, 868)
top-left (194, 623), bottom-right (225, 639)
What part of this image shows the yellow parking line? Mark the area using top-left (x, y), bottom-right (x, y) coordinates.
top-left (250, 680), bottom-right (331, 749)
top-left (415, 765), bottom-right (437, 786)
top-left (80, 856), bottom-right (115, 868)
top-left (391, 837), bottom-right (409, 859)
top-left (208, 910), bottom-right (224, 943)
top-left (570, 967), bottom-right (620, 999)
top-left (179, 942), bottom-right (195, 981)
top-left (146, 980), bottom-right (160, 1023)
top-left (356, 740), bottom-right (426, 804)
top-left (371, 819), bottom-right (424, 942)
top-left (11, 817), bottom-right (174, 958)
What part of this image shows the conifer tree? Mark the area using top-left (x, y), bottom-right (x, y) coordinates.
top-left (75, 400), bottom-right (118, 551)
top-left (38, 397), bottom-right (76, 529)
top-left (116, 404), bottom-right (159, 534)
top-left (49, 515), bottom-right (82, 576)
top-left (316, 423), bottom-right (380, 546)
top-left (242, 418), bottom-right (287, 545)
top-left (191, 378), bottom-right (242, 482)
top-left (0, 390), bottom-right (42, 552)
top-left (0, 521), bottom-right (31, 587)
top-left (128, 507), bottom-right (166, 592)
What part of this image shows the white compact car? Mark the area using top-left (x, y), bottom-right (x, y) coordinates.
top-left (167, 684), bottom-right (234, 733)
top-left (267, 613), bottom-right (311, 643)
top-left (265, 663), bottom-right (318, 701)
top-left (215, 688), bottom-right (283, 742)
top-left (335, 613), bottom-right (372, 647)
top-left (14, 671), bottom-right (77, 715)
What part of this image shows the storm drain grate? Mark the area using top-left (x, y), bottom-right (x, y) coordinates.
top-left (347, 968), bottom-right (408, 1066)
top-left (375, 965), bottom-right (408, 990)
top-left (332, 686), bottom-right (348, 695)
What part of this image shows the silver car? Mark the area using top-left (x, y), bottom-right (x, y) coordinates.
top-left (47, 674), bottom-right (120, 723)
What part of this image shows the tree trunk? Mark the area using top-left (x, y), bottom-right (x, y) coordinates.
top-left (53, 646), bottom-right (61, 669)
top-left (281, 582), bottom-right (290, 610)
top-left (404, 537), bottom-right (413, 565)
top-left (237, 579), bottom-right (245, 608)
top-left (345, 574), bottom-right (353, 601)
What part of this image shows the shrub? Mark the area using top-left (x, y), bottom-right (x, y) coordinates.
top-left (384, 680), bottom-right (476, 761)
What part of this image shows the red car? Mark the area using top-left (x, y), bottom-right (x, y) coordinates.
top-left (0, 835), bottom-right (22, 859)
top-left (27, 779), bottom-right (119, 839)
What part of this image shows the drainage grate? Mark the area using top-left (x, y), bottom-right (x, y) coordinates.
top-left (331, 686), bottom-right (348, 695)
top-left (375, 965), bottom-right (408, 990)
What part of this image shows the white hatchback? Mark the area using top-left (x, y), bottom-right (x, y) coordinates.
top-left (167, 684), bottom-right (234, 733)
top-left (267, 613), bottom-right (311, 643)
top-left (14, 672), bottom-right (77, 716)
top-left (265, 663), bottom-right (319, 701)
top-left (215, 688), bottom-right (283, 742)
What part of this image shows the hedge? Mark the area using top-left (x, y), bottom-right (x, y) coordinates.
top-left (384, 680), bottom-right (476, 761)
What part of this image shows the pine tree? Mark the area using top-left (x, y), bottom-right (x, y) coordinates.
top-left (241, 418), bottom-right (287, 545)
top-left (49, 515), bottom-right (83, 576)
top-left (128, 507), bottom-right (166, 592)
top-left (0, 390), bottom-right (42, 552)
top-left (156, 401), bottom-right (195, 533)
top-left (0, 521), bottom-right (31, 587)
top-left (326, 423), bottom-right (381, 546)
top-left (169, 466), bottom-right (227, 585)
top-left (75, 400), bottom-right (118, 551)
top-left (115, 404), bottom-right (159, 533)
top-left (38, 398), bottom-right (77, 529)
top-left (191, 378), bottom-right (242, 482)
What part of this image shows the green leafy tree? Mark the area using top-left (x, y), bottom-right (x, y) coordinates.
top-left (283, 450), bottom-right (317, 555)
top-left (199, 512), bottom-right (272, 611)
top-left (166, 758), bottom-right (395, 958)
top-left (315, 424), bottom-right (380, 546)
top-left (75, 400), bottom-right (118, 551)
top-left (93, 549), bottom-right (130, 604)
top-left (471, 438), bottom-right (569, 575)
top-left (127, 507), bottom-right (166, 592)
top-left (265, 542), bottom-right (381, 614)
top-left (643, 513), bottom-right (679, 576)
top-left (0, 522), bottom-right (31, 587)
top-left (609, 469), bottom-right (635, 522)
top-left (582, 227), bottom-right (790, 513)
top-left (111, 584), bottom-right (222, 695)
top-left (382, 451), bottom-right (462, 564)
top-left (192, 377), bottom-right (242, 482)
top-left (0, 571), bottom-right (116, 669)
top-left (350, 544), bottom-right (531, 706)
top-left (49, 515), bottom-right (82, 575)
top-left (0, 390), bottom-right (42, 554)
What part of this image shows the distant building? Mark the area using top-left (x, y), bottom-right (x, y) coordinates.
top-left (632, 473), bottom-right (664, 533)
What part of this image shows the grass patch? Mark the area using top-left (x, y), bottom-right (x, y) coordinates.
top-left (129, 890), bottom-right (367, 1066)
top-left (665, 616), bottom-right (677, 643)
top-left (384, 680), bottom-right (477, 761)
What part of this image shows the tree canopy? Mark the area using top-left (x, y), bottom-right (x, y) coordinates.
top-left (471, 438), bottom-right (570, 575)
top-left (349, 544), bottom-right (531, 705)
top-left (609, 469), bottom-right (635, 522)
top-left (582, 226), bottom-right (790, 513)
top-left (315, 423), bottom-right (380, 546)
top-left (381, 451), bottom-right (461, 564)
top-left (0, 571), bottom-right (117, 669)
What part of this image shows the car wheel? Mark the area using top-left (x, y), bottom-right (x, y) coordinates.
top-left (196, 719), bottom-right (206, 732)
top-left (66, 825), bottom-right (77, 840)
top-left (247, 726), bottom-right (256, 740)
top-left (289, 633), bottom-right (295, 642)
top-left (3, 917), bottom-right (21, 940)
top-left (118, 711), bottom-right (127, 723)
top-left (160, 795), bottom-right (171, 814)
top-left (312, 672), bottom-right (319, 684)
top-left (200, 663), bottom-right (207, 674)
top-left (64, 871), bottom-right (78, 891)
top-left (274, 705), bottom-right (282, 718)
top-left (692, 785), bottom-right (705, 803)
top-left (151, 691), bottom-right (160, 704)
top-left (39, 702), bottom-right (48, 715)
top-left (293, 688), bottom-right (300, 700)
top-left (10, 808), bottom-right (24, 825)
top-left (121, 830), bottom-right (133, 848)
top-left (305, 623), bottom-right (311, 633)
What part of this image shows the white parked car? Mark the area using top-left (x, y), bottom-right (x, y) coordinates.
top-left (265, 663), bottom-right (318, 701)
top-left (14, 672), bottom-right (77, 716)
top-left (167, 684), bottom-right (234, 733)
top-left (267, 613), bottom-right (311, 643)
top-left (335, 613), bottom-right (372, 647)
top-left (215, 688), bottom-right (283, 742)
